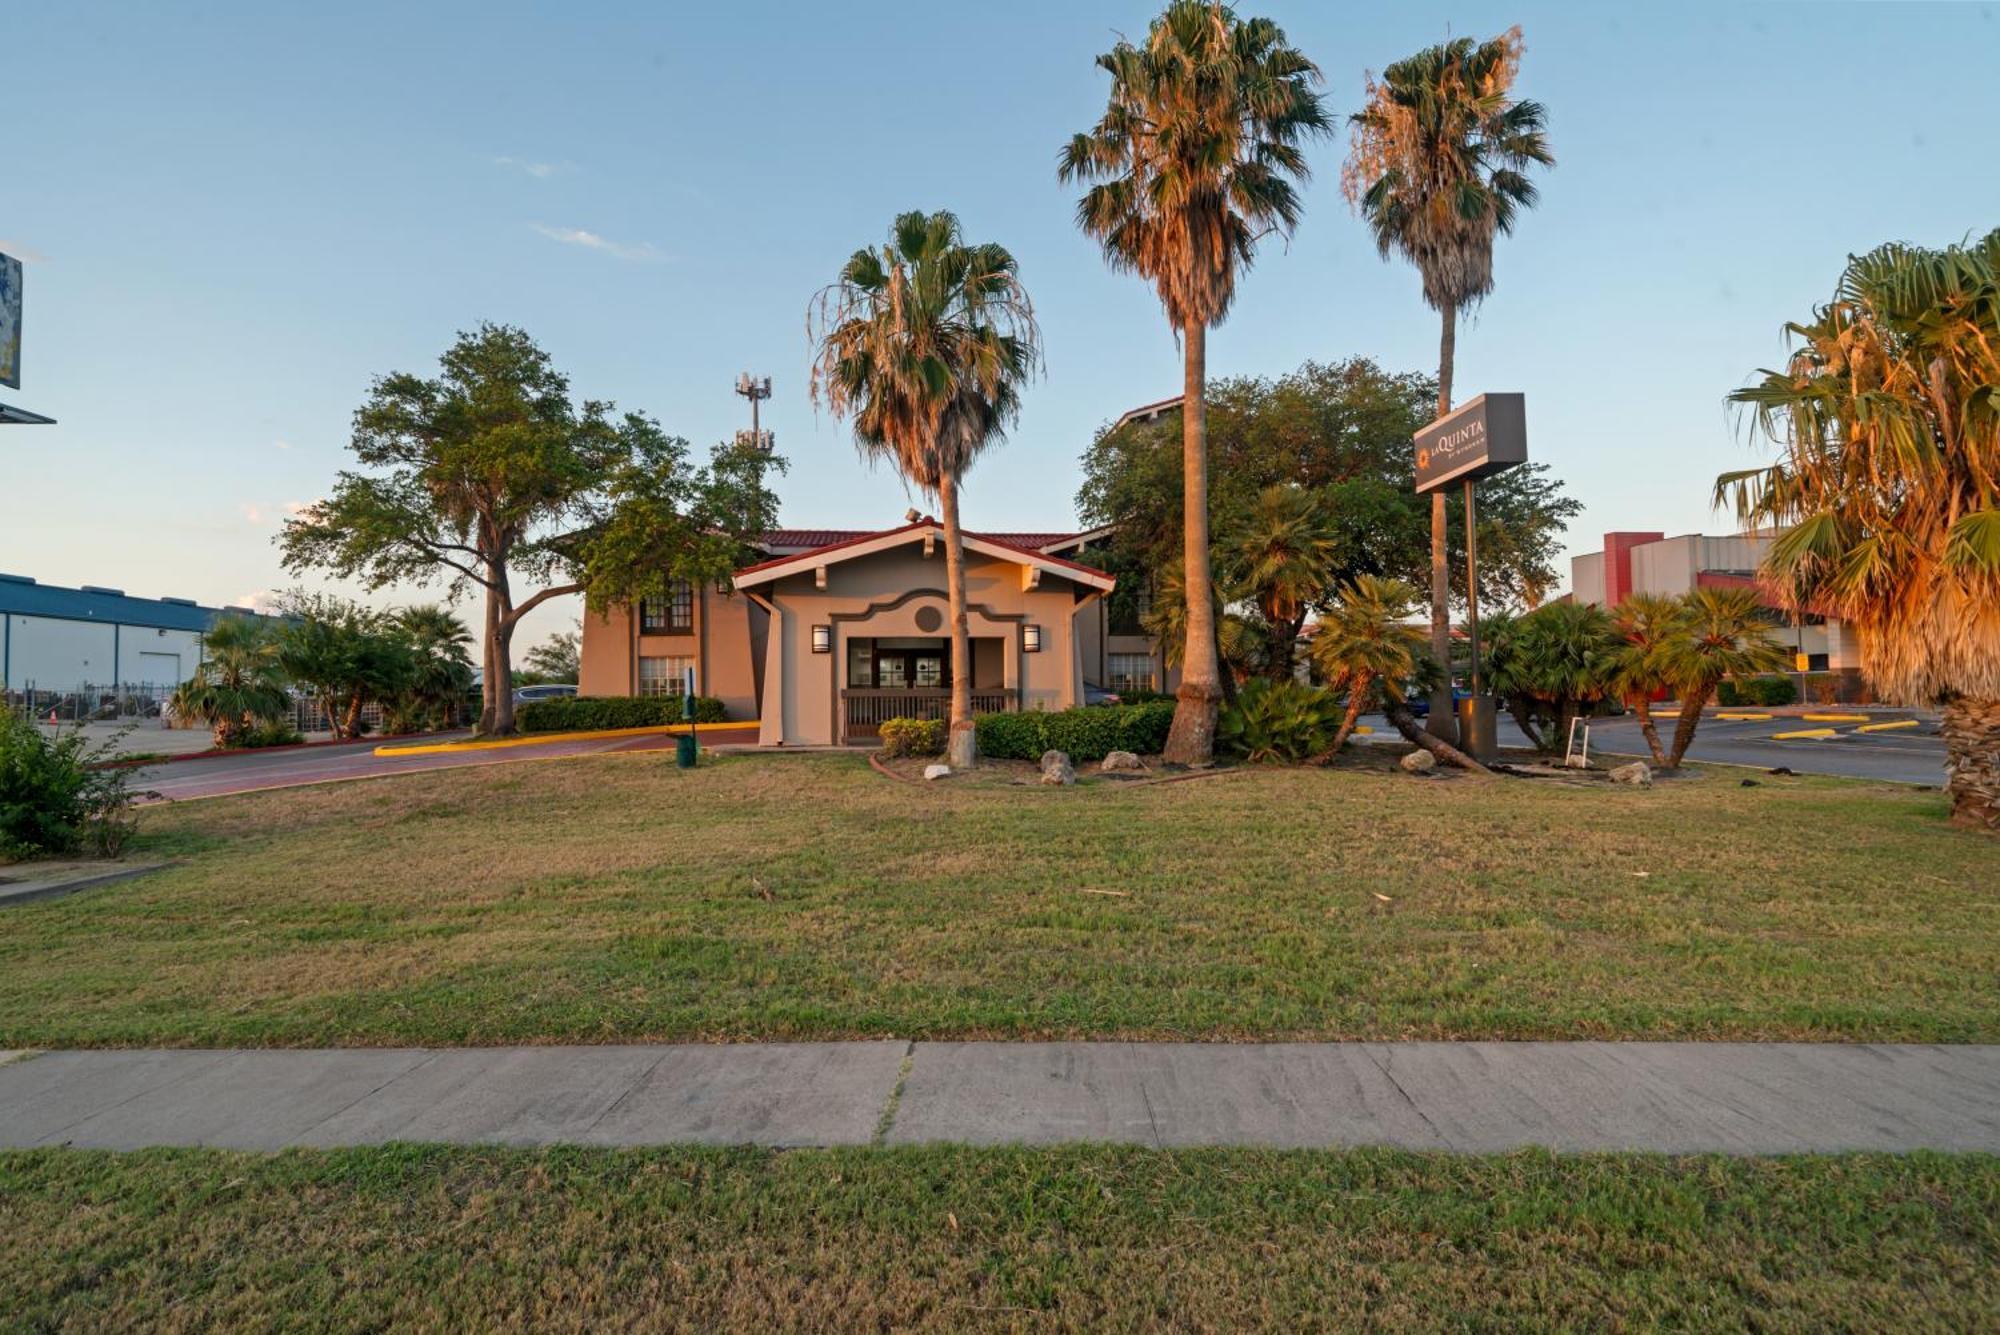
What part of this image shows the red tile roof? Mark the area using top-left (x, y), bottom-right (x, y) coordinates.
top-left (754, 528), bottom-right (1085, 554)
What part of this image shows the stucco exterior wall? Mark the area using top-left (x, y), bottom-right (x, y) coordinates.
top-left (577, 586), bottom-right (761, 720)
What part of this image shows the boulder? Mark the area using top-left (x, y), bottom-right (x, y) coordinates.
top-left (1039, 750), bottom-right (1076, 786)
top-left (1399, 749), bottom-right (1437, 774)
top-left (1100, 750), bottom-right (1145, 773)
top-left (922, 763), bottom-right (952, 782)
top-left (1609, 761), bottom-right (1652, 787)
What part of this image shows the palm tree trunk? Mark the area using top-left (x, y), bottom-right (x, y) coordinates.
top-left (1427, 300), bottom-right (1457, 737)
top-left (1164, 318), bottom-right (1220, 766)
top-left (1386, 698), bottom-right (1490, 774)
top-left (938, 472), bottom-right (977, 769)
top-left (1632, 696), bottom-right (1669, 767)
top-left (1311, 672), bottom-right (1372, 765)
top-left (1941, 697), bottom-right (2000, 832)
top-left (1665, 687), bottom-right (1711, 769)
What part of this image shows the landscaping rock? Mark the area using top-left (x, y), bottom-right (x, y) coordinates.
top-left (922, 764), bottom-right (952, 782)
top-left (1609, 761), bottom-right (1653, 787)
top-left (1039, 750), bottom-right (1076, 786)
top-left (1100, 750), bottom-right (1145, 773)
top-left (1399, 749), bottom-right (1437, 775)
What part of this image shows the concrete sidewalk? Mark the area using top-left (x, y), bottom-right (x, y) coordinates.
top-left (1, 1042), bottom-right (1995, 1155)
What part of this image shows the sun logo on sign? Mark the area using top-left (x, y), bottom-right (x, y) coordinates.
top-left (1417, 448), bottom-right (1430, 472)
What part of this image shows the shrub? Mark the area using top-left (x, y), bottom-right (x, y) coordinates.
top-left (517, 695), bottom-right (728, 733)
top-left (878, 717), bottom-right (946, 758)
top-left (0, 708), bottom-right (141, 860)
top-left (1718, 675), bottom-right (1797, 707)
top-left (973, 701), bottom-right (1175, 763)
top-left (1218, 679), bottom-right (1345, 763)
top-left (1803, 672), bottom-right (1842, 705)
top-left (235, 722), bottom-right (307, 749)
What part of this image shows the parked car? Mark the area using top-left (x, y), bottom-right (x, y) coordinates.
top-left (1406, 686), bottom-right (1471, 719)
top-left (512, 683), bottom-right (578, 708)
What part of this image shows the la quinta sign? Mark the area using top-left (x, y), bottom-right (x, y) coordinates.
top-left (1413, 392), bottom-right (1527, 493)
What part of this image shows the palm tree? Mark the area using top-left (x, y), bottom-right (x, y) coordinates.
top-left (809, 210), bottom-right (1040, 768)
top-left (395, 604), bottom-right (476, 729)
top-left (1722, 231), bottom-right (2000, 829)
top-left (1140, 561), bottom-right (1256, 696)
top-left (1223, 485), bottom-right (1341, 680)
top-left (1309, 575), bottom-right (1484, 770)
top-left (178, 615), bottom-right (289, 747)
top-left (1061, 1), bottom-right (1328, 765)
top-left (1344, 28), bottom-right (1552, 725)
top-left (1654, 588), bottom-right (1789, 770)
top-left (1510, 601), bottom-right (1617, 751)
top-left (1605, 593), bottom-right (1689, 767)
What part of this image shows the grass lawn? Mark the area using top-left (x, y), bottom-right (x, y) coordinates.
top-left (3, 1145), bottom-right (1994, 1328)
top-left (0, 752), bottom-right (1993, 1047)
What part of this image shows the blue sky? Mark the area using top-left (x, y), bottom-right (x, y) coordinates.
top-left (5, 0), bottom-right (1997, 651)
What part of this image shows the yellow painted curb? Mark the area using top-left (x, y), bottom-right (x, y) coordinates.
top-left (1772, 727), bottom-right (1837, 740)
top-left (1856, 719), bottom-right (1920, 733)
top-left (376, 720), bottom-right (758, 757)
top-left (1802, 713), bottom-right (1868, 722)
top-left (1715, 712), bottom-right (1772, 721)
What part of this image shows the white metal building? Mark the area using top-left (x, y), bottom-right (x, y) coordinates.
top-left (0, 573), bottom-right (266, 698)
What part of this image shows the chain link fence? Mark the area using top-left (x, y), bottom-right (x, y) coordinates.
top-left (4, 681), bottom-right (387, 735)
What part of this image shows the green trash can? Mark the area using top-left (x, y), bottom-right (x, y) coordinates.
top-left (675, 733), bottom-right (697, 769)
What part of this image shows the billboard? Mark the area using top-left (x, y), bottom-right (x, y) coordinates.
top-left (0, 253), bottom-right (20, 390)
top-left (1414, 392), bottom-right (1527, 493)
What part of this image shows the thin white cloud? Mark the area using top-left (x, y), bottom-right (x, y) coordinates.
top-left (283, 499), bottom-right (313, 517)
top-left (235, 589), bottom-right (283, 615)
top-left (494, 156), bottom-right (569, 179)
top-left (239, 502), bottom-right (266, 525)
top-left (273, 438), bottom-right (293, 451)
top-left (530, 223), bottom-right (665, 263)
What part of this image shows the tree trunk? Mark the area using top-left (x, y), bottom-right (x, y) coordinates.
top-left (478, 561), bottom-right (520, 737)
top-left (1941, 696), bottom-right (2000, 832)
top-left (1632, 695), bottom-right (1669, 767)
top-left (938, 473), bottom-right (977, 770)
top-left (1665, 686), bottom-right (1711, 769)
top-left (478, 581), bottom-right (502, 736)
top-left (490, 617), bottom-right (518, 736)
top-left (1311, 672), bottom-right (1372, 765)
top-left (1427, 300), bottom-right (1457, 733)
top-left (1505, 696), bottom-right (1544, 752)
top-left (343, 691), bottom-right (364, 740)
top-left (1164, 318), bottom-right (1220, 766)
top-left (1386, 698), bottom-right (1490, 774)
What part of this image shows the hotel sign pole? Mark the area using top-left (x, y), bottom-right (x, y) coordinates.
top-left (1413, 393), bottom-right (1527, 763)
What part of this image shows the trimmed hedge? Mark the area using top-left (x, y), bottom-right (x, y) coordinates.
top-left (517, 695), bottom-right (728, 733)
top-left (879, 717), bottom-right (947, 758)
top-left (1716, 675), bottom-right (1797, 707)
top-left (974, 701), bottom-right (1175, 763)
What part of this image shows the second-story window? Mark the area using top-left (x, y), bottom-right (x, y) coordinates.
top-left (640, 579), bottom-right (695, 634)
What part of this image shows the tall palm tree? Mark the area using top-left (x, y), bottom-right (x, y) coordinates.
top-left (1344, 28), bottom-right (1552, 727)
top-left (1061, 0), bottom-right (1327, 765)
top-left (1309, 574), bottom-right (1485, 770)
top-left (1655, 588), bottom-right (1788, 770)
top-left (809, 210), bottom-right (1040, 768)
top-left (1223, 485), bottom-right (1341, 681)
top-left (1605, 593), bottom-right (1689, 767)
top-left (177, 615), bottom-right (289, 747)
top-left (1723, 231), bottom-right (2000, 828)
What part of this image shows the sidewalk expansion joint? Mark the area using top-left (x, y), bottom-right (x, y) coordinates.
top-left (871, 1041), bottom-right (916, 1147)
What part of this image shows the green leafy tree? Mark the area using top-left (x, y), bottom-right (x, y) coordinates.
top-left (1344, 28), bottom-right (1552, 714)
top-left (1061, 0), bottom-right (1328, 766)
top-left (1721, 231), bottom-right (2000, 828)
top-left (1309, 575), bottom-right (1483, 770)
top-left (521, 627), bottom-right (581, 685)
top-left (1656, 588), bottom-right (1789, 769)
top-left (1079, 358), bottom-right (1581, 623)
top-left (174, 615), bottom-right (289, 747)
top-left (276, 594), bottom-right (414, 740)
top-left (809, 211), bottom-right (1040, 769)
top-left (280, 324), bottom-right (782, 736)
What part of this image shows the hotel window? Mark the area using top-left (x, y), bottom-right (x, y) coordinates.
top-left (847, 639), bottom-right (874, 688)
top-left (638, 655), bottom-right (696, 697)
top-left (640, 579), bottom-right (695, 634)
top-left (1107, 652), bottom-right (1157, 695)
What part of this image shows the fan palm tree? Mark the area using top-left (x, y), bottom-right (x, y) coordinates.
top-left (1223, 485), bottom-right (1341, 680)
top-left (1140, 561), bottom-right (1256, 695)
top-left (1605, 593), bottom-right (1689, 767)
top-left (1654, 588), bottom-right (1789, 770)
top-left (1721, 231), bottom-right (2000, 828)
top-left (395, 604), bottom-right (476, 729)
top-left (1061, 1), bottom-right (1328, 765)
top-left (1344, 28), bottom-right (1552, 723)
top-left (809, 210), bottom-right (1040, 768)
top-left (1512, 600), bottom-right (1617, 751)
top-left (178, 615), bottom-right (289, 747)
top-left (1308, 575), bottom-right (1484, 770)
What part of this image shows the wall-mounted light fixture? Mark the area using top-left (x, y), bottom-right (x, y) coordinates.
top-left (811, 624), bottom-right (832, 654)
top-left (1022, 624), bottom-right (1042, 653)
